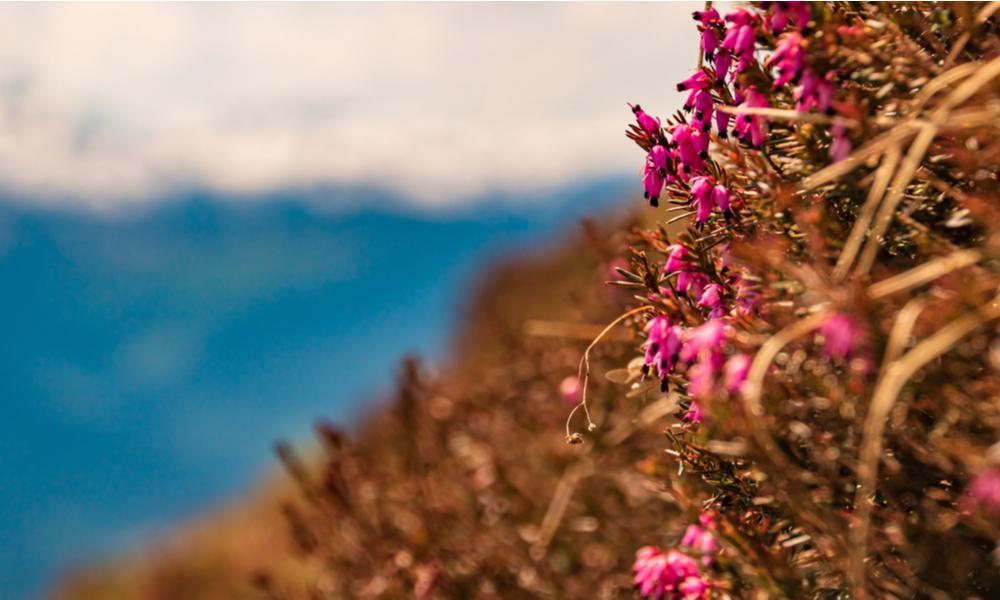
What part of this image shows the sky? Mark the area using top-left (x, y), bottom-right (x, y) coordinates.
top-left (0, 3), bottom-right (701, 598)
top-left (0, 2), bottom-right (699, 210)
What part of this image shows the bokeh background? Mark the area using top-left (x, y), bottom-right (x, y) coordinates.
top-left (0, 3), bottom-right (700, 598)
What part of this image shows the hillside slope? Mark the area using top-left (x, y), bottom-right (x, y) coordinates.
top-left (51, 211), bottom-right (680, 599)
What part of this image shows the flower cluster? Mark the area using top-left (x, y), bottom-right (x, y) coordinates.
top-left (632, 513), bottom-right (718, 599)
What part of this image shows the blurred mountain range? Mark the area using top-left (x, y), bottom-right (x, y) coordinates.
top-left (0, 176), bottom-right (630, 599)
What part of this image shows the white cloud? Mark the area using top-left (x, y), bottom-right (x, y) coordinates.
top-left (0, 3), bottom-right (701, 210)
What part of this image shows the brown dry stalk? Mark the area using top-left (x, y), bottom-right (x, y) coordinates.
top-left (856, 123), bottom-right (938, 275)
top-left (531, 458), bottom-right (595, 560)
top-left (849, 294), bottom-right (1000, 599)
top-left (833, 149), bottom-right (902, 281)
top-left (741, 310), bottom-right (830, 473)
top-left (867, 248), bottom-right (984, 299)
top-left (566, 305), bottom-right (654, 440)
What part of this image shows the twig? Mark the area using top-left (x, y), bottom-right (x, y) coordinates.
top-left (849, 294), bottom-right (1000, 599)
top-left (867, 249), bottom-right (983, 299)
top-left (566, 305), bottom-right (654, 441)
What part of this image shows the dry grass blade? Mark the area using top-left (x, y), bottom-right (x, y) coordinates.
top-left (833, 149), bottom-right (902, 281)
top-left (849, 294), bottom-right (1000, 599)
top-left (800, 124), bottom-right (918, 192)
top-left (868, 249), bottom-right (983, 299)
top-left (856, 124), bottom-right (938, 275)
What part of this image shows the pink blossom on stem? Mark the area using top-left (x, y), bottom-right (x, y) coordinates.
top-left (764, 1), bottom-right (812, 34)
top-left (630, 103), bottom-right (662, 135)
top-left (633, 547), bottom-right (707, 600)
top-left (794, 70), bottom-right (835, 113)
top-left (698, 283), bottom-right (724, 318)
top-left (819, 313), bottom-right (865, 360)
top-left (643, 165), bottom-right (665, 208)
top-left (830, 122), bottom-right (852, 162)
top-left (681, 521), bottom-right (719, 565)
top-left (724, 353), bottom-right (751, 395)
top-left (733, 86), bottom-right (769, 148)
top-left (677, 70), bottom-right (712, 93)
top-left (559, 376), bottom-right (582, 407)
top-left (644, 316), bottom-right (683, 390)
top-left (676, 271), bottom-right (709, 299)
top-left (768, 32), bottom-right (805, 87)
top-left (664, 244), bottom-right (693, 274)
top-left (962, 469), bottom-right (1000, 516)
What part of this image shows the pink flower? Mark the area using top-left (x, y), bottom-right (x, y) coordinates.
top-left (559, 376), bottom-right (582, 406)
top-left (644, 316), bottom-right (683, 390)
top-left (633, 547), bottom-right (708, 599)
top-left (724, 353), bottom-right (751, 395)
top-left (819, 313), bottom-right (865, 360)
top-left (692, 8), bottom-right (720, 25)
top-left (830, 123), bottom-right (852, 162)
top-left (681, 522), bottom-right (719, 565)
top-left (699, 27), bottom-right (720, 63)
top-left (733, 86), bottom-right (769, 148)
top-left (677, 70), bottom-right (712, 93)
top-left (698, 283), bottom-right (724, 317)
top-left (670, 124), bottom-right (708, 176)
top-left (630, 103), bottom-right (662, 135)
top-left (688, 177), bottom-right (734, 229)
top-left (681, 319), bottom-right (726, 364)
top-left (676, 271), bottom-right (709, 298)
top-left (687, 90), bottom-right (715, 132)
top-left (684, 401), bottom-right (704, 424)
top-left (664, 244), bottom-right (694, 274)
top-left (764, 1), bottom-right (811, 34)
top-left (768, 33), bottom-right (805, 88)
top-left (643, 166), bottom-right (665, 208)
top-left (962, 469), bottom-right (1000, 516)
top-left (794, 70), bottom-right (835, 113)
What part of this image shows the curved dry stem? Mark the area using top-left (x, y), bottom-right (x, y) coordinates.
top-left (849, 294), bottom-right (1000, 599)
top-left (882, 297), bottom-right (927, 369)
top-left (741, 310), bottom-right (830, 472)
top-left (868, 248), bottom-right (983, 299)
top-left (565, 305), bottom-right (654, 440)
top-left (856, 124), bottom-right (939, 275)
top-left (801, 124), bottom-right (919, 192)
top-left (833, 149), bottom-right (902, 281)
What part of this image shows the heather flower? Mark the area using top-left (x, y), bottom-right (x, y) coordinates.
top-left (683, 401), bottom-right (704, 424)
top-left (670, 124), bottom-right (709, 175)
top-left (830, 122), bottom-right (851, 162)
top-left (962, 469), bottom-right (1000, 516)
top-left (559, 376), bottom-right (582, 406)
top-left (644, 316), bottom-right (683, 388)
top-left (681, 519), bottom-right (719, 565)
top-left (676, 271), bottom-right (709, 298)
top-left (721, 10), bottom-right (759, 77)
top-left (677, 70), bottom-right (712, 93)
top-left (688, 177), bottom-right (734, 229)
top-left (692, 7), bottom-right (720, 25)
top-left (681, 319), bottom-right (726, 364)
top-left (697, 283), bottom-right (724, 318)
top-left (724, 353), bottom-right (751, 395)
top-left (733, 86), bottom-right (769, 147)
top-left (630, 103), bottom-right (662, 135)
top-left (664, 244), bottom-right (694, 274)
top-left (818, 313), bottom-right (864, 360)
top-left (633, 546), bottom-right (708, 599)
top-left (643, 165), bottom-right (665, 207)
top-left (764, 1), bottom-right (811, 34)
top-left (649, 144), bottom-right (671, 174)
top-left (688, 90), bottom-right (715, 132)
top-left (794, 70), bottom-right (835, 113)
top-left (768, 32), bottom-right (805, 87)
